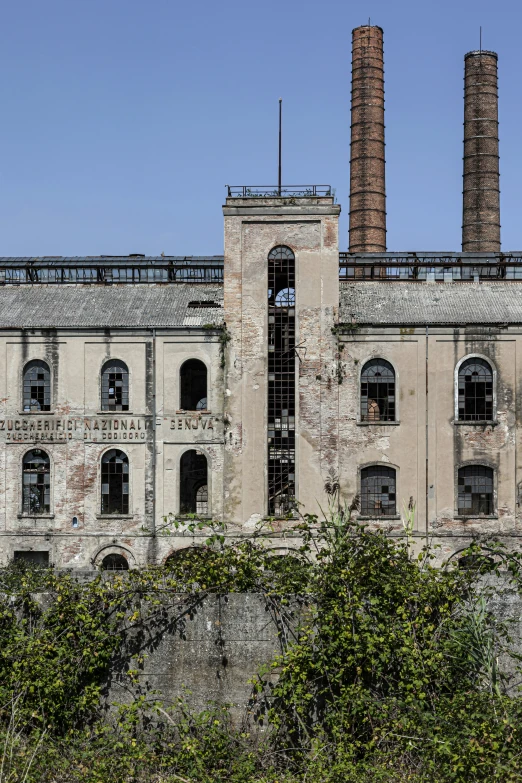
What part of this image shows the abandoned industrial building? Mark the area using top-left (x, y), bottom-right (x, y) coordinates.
top-left (2, 25), bottom-right (521, 570)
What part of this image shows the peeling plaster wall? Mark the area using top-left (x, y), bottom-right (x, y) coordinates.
top-left (0, 329), bottom-right (224, 569)
top-left (222, 197), bottom-right (341, 528)
top-left (338, 325), bottom-right (522, 560)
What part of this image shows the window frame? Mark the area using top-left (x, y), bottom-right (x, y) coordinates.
top-left (99, 448), bottom-right (131, 517)
top-left (455, 461), bottom-right (497, 519)
top-left (178, 447), bottom-right (210, 517)
top-left (359, 357), bottom-right (398, 424)
top-left (358, 462), bottom-right (399, 519)
top-left (179, 358), bottom-right (209, 412)
top-left (20, 448), bottom-right (52, 517)
top-left (22, 359), bottom-right (52, 413)
top-left (454, 354), bottom-right (497, 424)
top-left (100, 358), bottom-right (130, 413)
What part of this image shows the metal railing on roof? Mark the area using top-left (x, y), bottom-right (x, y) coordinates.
top-left (227, 185), bottom-right (332, 198)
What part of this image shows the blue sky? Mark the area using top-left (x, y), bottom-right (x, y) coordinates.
top-left (0, 0), bottom-right (520, 256)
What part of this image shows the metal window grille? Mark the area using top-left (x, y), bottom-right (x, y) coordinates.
top-left (458, 465), bottom-right (493, 515)
top-left (23, 360), bottom-right (51, 412)
top-left (180, 450), bottom-right (208, 515)
top-left (268, 245), bottom-right (296, 516)
top-left (22, 449), bottom-right (50, 514)
top-left (360, 466), bottom-right (396, 516)
top-left (457, 358), bottom-right (493, 421)
top-left (180, 359), bottom-right (208, 410)
top-left (360, 359), bottom-right (395, 422)
top-left (101, 553), bottom-right (129, 571)
top-left (101, 449), bottom-right (129, 514)
top-left (101, 360), bottom-right (129, 412)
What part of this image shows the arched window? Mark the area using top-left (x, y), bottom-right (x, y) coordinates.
top-left (361, 359), bottom-right (395, 422)
top-left (457, 465), bottom-right (494, 516)
top-left (101, 360), bottom-right (129, 412)
top-left (23, 360), bottom-right (51, 412)
top-left (180, 359), bottom-right (207, 410)
top-left (101, 553), bottom-right (129, 571)
top-left (101, 449), bottom-right (129, 514)
top-left (22, 449), bottom-right (50, 514)
top-left (457, 358), bottom-right (493, 421)
top-left (180, 450), bottom-right (208, 515)
top-left (360, 465), bottom-right (396, 516)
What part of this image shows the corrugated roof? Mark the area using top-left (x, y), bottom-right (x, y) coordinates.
top-left (0, 284), bottom-right (224, 328)
top-left (340, 282), bottom-right (522, 325)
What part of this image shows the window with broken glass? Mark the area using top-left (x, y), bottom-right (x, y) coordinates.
top-left (22, 449), bottom-right (50, 514)
top-left (360, 465), bottom-right (396, 516)
top-left (457, 465), bottom-right (494, 515)
top-left (180, 450), bottom-right (208, 515)
top-left (101, 553), bottom-right (129, 571)
top-left (360, 359), bottom-right (396, 422)
top-left (23, 360), bottom-right (51, 412)
top-left (101, 449), bottom-right (129, 514)
top-left (101, 360), bottom-right (129, 412)
top-left (268, 245), bottom-right (296, 516)
top-left (457, 358), bottom-right (493, 421)
top-left (180, 359), bottom-right (207, 410)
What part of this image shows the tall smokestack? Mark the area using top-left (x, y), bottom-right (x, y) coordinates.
top-left (349, 25), bottom-right (386, 253)
top-left (462, 50), bottom-right (500, 252)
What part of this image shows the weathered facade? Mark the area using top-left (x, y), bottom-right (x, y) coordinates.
top-left (1, 26), bottom-right (521, 569)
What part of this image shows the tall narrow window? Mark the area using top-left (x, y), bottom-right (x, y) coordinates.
top-left (458, 465), bottom-right (494, 515)
top-left (23, 360), bottom-right (51, 412)
top-left (101, 360), bottom-right (129, 411)
top-left (101, 449), bottom-right (129, 514)
top-left (360, 466), bottom-right (396, 516)
top-left (457, 358), bottom-right (493, 421)
top-left (180, 360), bottom-right (207, 410)
top-left (22, 449), bottom-right (50, 514)
top-left (360, 359), bottom-right (395, 422)
top-left (268, 245), bottom-right (296, 516)
top-left (180, 450), bottom-right (208, 515)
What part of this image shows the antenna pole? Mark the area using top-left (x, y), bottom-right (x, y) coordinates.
top-left (278, 98), bottom-right (282, 196)
top-left (480, 26), bottom-right (482, 52)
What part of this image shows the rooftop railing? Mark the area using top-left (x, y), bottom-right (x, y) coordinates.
top-left (227, 185), bottom-right (332, 198)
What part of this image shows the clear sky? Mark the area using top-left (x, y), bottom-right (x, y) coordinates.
top-left (0, 0), bottom-right (520, 256)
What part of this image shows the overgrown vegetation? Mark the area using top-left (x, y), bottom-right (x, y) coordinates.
top-left (2, 504), bottom-right (522, 781)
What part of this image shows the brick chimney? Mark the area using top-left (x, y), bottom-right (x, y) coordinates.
top-left (462, 50), bottom-right (500, 252)
top-left (349, 25), bottom-right (386, 253)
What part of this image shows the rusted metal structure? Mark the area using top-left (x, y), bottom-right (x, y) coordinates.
top-left (349, 24), bottom-right (386, 253)
top-left (462, 50), bottom-right (501, 252)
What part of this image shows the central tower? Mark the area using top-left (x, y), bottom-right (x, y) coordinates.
top-left (223, 187), bottom-right (341, 529)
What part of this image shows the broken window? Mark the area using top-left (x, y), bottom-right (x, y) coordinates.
top-left (22, 449), bottom-right (50, 514)
top-left (101, 360), bottom-right (129, 411)
top-left (457, 358), bottom-right (493, 421)
top-left (457, 465), bottom-right (494, 515)
top-left (268, 245), bottom-right (296, 516)
top-left (361, 359), bottom-right (395, 422)
top-left (101, 449), bottom-right (129, 514)
top-left (23, 360), bottom-right (51, 412)
top-left (101, 553), bottom-right (129, 571)
top-left (13, 551), bottom-right (49, 566)
top-left (180, 359), bottom-right (207, 410)
top-left (180, 450), bottom-right (208, 515)
top-left (360, 465), bottom-right (396, 516)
